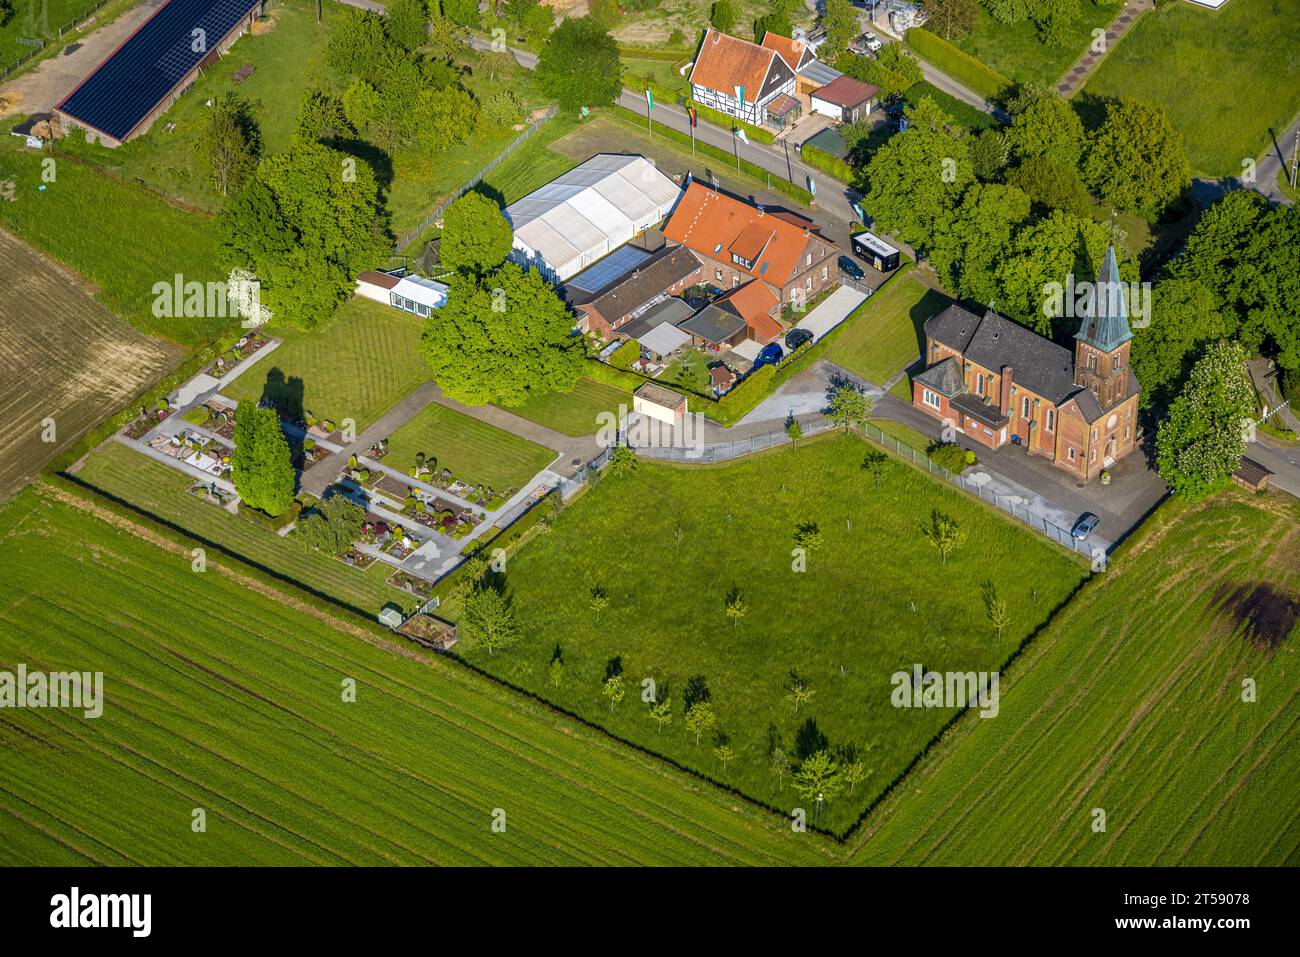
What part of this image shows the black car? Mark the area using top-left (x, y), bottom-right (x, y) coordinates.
top-left (838, 255), bottom-right (865, 281)
top-left (785, 328), bottom-right (813, 351)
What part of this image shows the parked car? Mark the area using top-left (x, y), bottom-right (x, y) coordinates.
top-left (838, 255), bottom-right (865, 281)
top-left (785, 328), bottom-right (813, 351)
top-left (754, 342), bottom-right (785, 368)
top-left (1070, 513), bottom-right (1101, 541)
top-left (859, 32), bottom-right (883, 54)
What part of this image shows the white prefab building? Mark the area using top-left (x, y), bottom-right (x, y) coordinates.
top-left (504, 154), bottom-right (683, 282)
top-left (356, 269), bottom-right (448, 318)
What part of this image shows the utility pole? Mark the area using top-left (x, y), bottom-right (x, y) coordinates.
top-left (1291, 129), bottom-right (1298, 189)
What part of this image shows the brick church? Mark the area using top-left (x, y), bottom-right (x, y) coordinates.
top-left (912, 245), bottom-right (1141, 481)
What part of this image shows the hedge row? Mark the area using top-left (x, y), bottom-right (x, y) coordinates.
top-left (800, 143), bottom-right (855, 185)
top-left (609, 106), bottom-right (814, 206)
top-left (904, 28), bottom-right (1013, 103)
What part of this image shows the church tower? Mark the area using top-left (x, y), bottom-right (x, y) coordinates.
top-left (1073, 243), bottom-right (1134, 411)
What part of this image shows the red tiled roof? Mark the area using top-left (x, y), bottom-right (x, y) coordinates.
top-left (811, 74), bottom-right (879, 108)
top-left (760, 33), bottom-right (807, 71)
top-left (663, 182), bottom-right (825, 287)
top-left (358, 270), bottom-right (401, 290)
top-left (689, 28), bottom-right (781, 100)
top-left (715, 280), bottom-right (782, 343)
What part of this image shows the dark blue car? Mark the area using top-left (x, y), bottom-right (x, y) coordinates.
top-left (754, 343), bottom-right (784, 368)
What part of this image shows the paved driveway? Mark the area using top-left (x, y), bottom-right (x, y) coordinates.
top-left (794, 284), bottom-right (868, 343)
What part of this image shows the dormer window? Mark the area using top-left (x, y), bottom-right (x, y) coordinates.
top-left (731, 253), bottom-right (753, 269)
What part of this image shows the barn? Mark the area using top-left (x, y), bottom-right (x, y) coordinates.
top-left (56, 0), bottom-right (264, 147)
top-left (504, 154), bottom-right (683, 282)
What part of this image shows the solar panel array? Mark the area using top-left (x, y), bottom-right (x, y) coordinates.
top-left (565, 246), bottom-right (651, 294)
top-left (58, 0), bottom-right (262, 142)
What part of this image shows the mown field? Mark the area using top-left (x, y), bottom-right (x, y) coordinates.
top-left (0, 0), bottom-right (108, 68)
top-left (1082, 0), bottom-right (1300, 177)
top-left (459, 433), bottom-right (1088, 835)
top-left (74, 442), bottom-right (424, 616)
top-left (825, 269), bottom-right (948, 385)
top-left (223, 298), bottom-right (428, 431)
top-left (384, 403), bottom-right (557, 493)
top-left (0, 231), bottom-right (183, 502)
top-left (0, 488), bottom-right (827, 865)
top-left (0, 141), bottom-right (227, 346)
top-left (499, 376), bottom-right (629, 438)
top-left (852, 490), bottom-right (1300, 865)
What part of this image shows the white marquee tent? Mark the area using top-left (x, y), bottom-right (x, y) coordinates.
top-left (504, 154), bottom-right (683, 282)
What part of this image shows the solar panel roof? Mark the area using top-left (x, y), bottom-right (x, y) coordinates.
top-left (565, 246), bottom-right (651, 294)
top-left (58, 0), bottom-right (261, 142)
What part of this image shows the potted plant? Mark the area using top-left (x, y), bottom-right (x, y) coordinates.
top-left (1100, 469), bottom-right (1111, 486)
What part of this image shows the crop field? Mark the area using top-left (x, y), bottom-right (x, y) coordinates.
top-left (223, 298), bottom-right (429, 431)
top-left (825, 270), bottom-right (948, 385)
top-left (1082, 0), bottom-right (1300, 177)
top-left (499, 376), bottom-right (630, 438)
top-left (384, 403), bottom-right (557, 493)
top-left (0, 141), bottom-right (226, 347)
top-left (459, 433), bottom-right (1087, 835)
top-left (852, 491), bottom-right (1300, 865)
top-left (73, 442), bottom-right (423, 616)
top-left (0, 489), bottom-right (827, 865)
top-left (0, 231), bottom-right (183, 502)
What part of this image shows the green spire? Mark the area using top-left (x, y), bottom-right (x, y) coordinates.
top-left (1075, 243), bottom-right (1133, 352)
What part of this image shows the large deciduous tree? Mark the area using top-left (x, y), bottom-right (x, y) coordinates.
top-left (1082, 97), bottom-right (1191, 216)
top-left (441, 188), bottom-right (512, 274)
top-left (1155, 340), bottom-right (1254, 499)
top-left (930, 182), bottom-right (1032, 306)
top-left (201, 95), bottom-right (260, 198)
top-left (420, 262), bottom-right (585, 406)
top-left (1129, 277), bottom-right (1230, 410)
top-left (385, 0), bottom-right (430, 51)
top-left (218, 141), bottom-right (388, 328)
top-left (536, 17), bottom-right (621, 113)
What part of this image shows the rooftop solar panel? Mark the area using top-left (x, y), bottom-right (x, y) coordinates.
top-left (58, 0), bottom-right (262, 142)
top-left (565, 246), bottom-right (651, 294)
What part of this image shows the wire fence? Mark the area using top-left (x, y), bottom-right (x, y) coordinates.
top-left (637, 417), bottom-right (1099, 560)
top-left (556, 446), bottom-right (612, 500)
top-left (392, 105), bottom-right (559, 253)
top-left (1, 0), bottom-right (112, 81)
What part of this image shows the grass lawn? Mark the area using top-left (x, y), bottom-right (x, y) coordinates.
top-left (623, 56), bottom-right (691, 97)
top-left (611, 1), bottom-right (777, 47)
top-left (498, 377), bottom-right (629, 438)
top-left (825, 271), bottom-right (950, 385)
top-left (0, 488), bottom-right (823, 865)
top-left (463, 433), bottom-right (1087, 835)
top-left (0, 0), bottom-right (114, 69)
top-left (223, 298), bottom-right (428, 431)
top-left (953, 5), bottom-right (1118, 90)
top-left (905, 81), bottom-right (1002, 132)
top-left (74, 442), bottom-right (423, 616)
top-left (1082, 0), bottom-right (1300, 177)
top-left (384, 403), bottom-right (558, 494)
top-left (0, 139), bottom-right (227, 347)
top-left (852, 490), bottom-right (1300, 865)
top-left (660, 348), bottom-right (713, 394)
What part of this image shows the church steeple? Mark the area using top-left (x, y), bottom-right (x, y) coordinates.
top-left (1075, 243), bottom-right (1133, 353)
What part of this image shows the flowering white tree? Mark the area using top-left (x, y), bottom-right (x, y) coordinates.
top-left (227, 267), bottom-right (272, 328)
top-left (1155, 340), bottom-right (1254, 499)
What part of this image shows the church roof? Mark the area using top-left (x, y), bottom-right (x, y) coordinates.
top-left (1075, 244), bottom-right (1134, 353)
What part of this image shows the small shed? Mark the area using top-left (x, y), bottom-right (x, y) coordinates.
top-left (1231, 456), bottom-right (1272, 492)
top-left (710, 364), bottom-right (737, 393)
top-left (377, 604), bottom-right (404, 630)
top-left (633, 382), bottom-right (688, 428)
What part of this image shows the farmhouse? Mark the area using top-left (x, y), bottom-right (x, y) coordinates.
top-left (356, 269), bottom-right (448, 318)
top-left (574, 245), bottom-right (704, 341)
top-left (56, 0), bottom-right (264, 147)
top-left (690, 28), bottom-right (801, 129)
top-left (663, 181), bottom-right (839, 325)
top-left (911, 245), bottom-right (1140, 480)
top-left (504, 154), bottom-right (682, 282)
